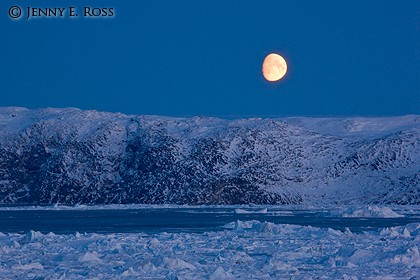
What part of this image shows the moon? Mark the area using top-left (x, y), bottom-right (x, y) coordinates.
top-left (262, 53), bottom-right (287, 82)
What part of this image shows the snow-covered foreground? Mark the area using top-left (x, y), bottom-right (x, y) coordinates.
top-left (1, 221), bottom-right (419, 279)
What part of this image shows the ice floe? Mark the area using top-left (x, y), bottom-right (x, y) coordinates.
top-left (333, 206), bottom-right (405, 218)
top-left (235, 208), bottom-right (268, 214)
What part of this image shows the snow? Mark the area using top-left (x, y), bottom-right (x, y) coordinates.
top-left (0, 221), bottom-right (418, 279)
top-left (283, 115), bottom-right (420, 140)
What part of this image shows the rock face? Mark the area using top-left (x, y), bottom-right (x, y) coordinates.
top-left (0, 107), bottom-right (419, 205)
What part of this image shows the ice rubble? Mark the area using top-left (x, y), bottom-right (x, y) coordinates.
top-left (0, 221), bottom-right (418, 279)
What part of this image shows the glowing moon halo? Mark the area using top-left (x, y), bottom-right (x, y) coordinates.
top-left (262, 53), bottom-right (287, 82)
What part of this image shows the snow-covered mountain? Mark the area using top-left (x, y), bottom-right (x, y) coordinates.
top-left (0, 107), bottom-right (418, 205)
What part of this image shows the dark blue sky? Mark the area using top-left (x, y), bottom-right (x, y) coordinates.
top-left (1, 1), bottom-right (419, 117)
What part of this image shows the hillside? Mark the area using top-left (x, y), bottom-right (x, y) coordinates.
top-left (0, 107), bottom-right (418, 205)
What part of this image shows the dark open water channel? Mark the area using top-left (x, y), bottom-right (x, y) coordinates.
top-left (0, 207), bottom-right (419, 234)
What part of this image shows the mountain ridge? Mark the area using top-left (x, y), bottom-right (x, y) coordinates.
top-left (0, 107), bottom-right (418, 205)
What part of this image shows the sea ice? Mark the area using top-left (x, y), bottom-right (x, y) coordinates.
top-left (333, 205), bottom-right (404, 218)
top-left (235, 208), bottom-right (268, 214)
top-left (0, 221), bottom-right (418, 279)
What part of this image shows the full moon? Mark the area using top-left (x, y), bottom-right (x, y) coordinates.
top-left (262, 53), bottom-right (287, 82)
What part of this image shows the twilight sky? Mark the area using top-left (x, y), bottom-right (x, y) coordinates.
top-left (1, 0), bottom-right (419, 117)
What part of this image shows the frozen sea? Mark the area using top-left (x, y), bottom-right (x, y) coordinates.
top-left (0, 205), bottom-right (419, 279)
